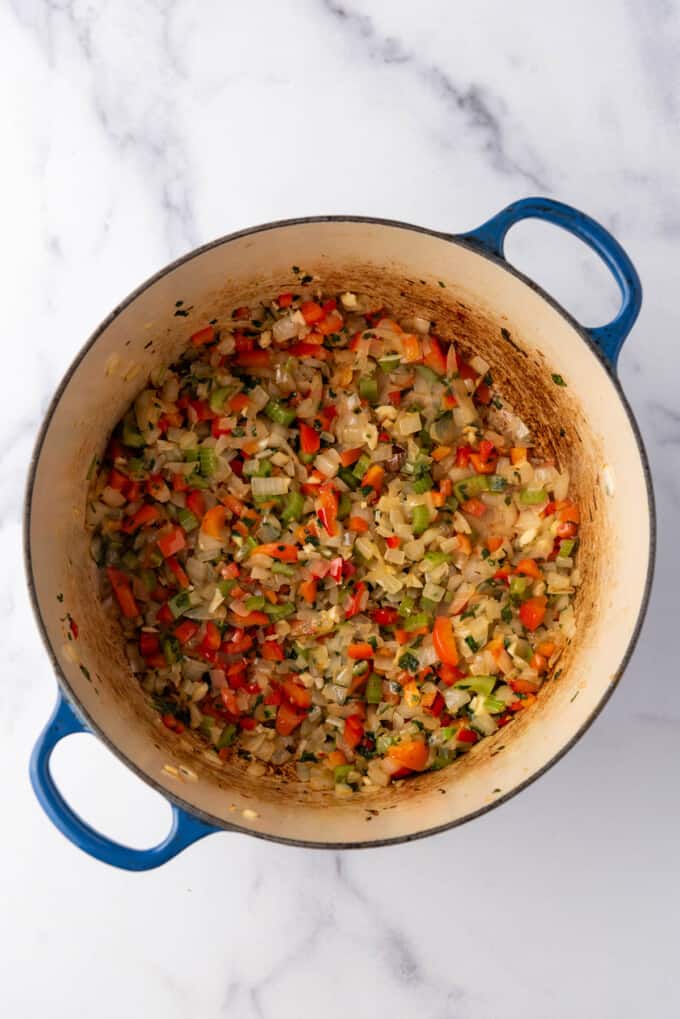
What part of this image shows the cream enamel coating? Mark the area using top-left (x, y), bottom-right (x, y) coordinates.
top-left (26, 219), bottom-right (652, 846)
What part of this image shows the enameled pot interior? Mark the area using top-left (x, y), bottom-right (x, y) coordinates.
top-left (27, 220), bottom-right (651, 845)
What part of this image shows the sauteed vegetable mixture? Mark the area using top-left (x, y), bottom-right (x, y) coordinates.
top-left (89, 286), bottom-right (581, 794)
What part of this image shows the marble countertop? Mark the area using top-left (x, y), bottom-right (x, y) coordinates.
top-left (3, 1), bottom-right (679, 1016)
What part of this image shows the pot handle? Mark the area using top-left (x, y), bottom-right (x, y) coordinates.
top-left (29, 691), bottom-right (219, 871)
top-left (459, 197), bottom-right (642, 367)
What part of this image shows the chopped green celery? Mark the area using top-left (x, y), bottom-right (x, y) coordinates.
top-left (140, 568), bottom-right (156, 592)
top-left (121, 550), bottom-right (138, 570)
top-left (454, 675), bottom-right (496, 695)
top-left (412, 473), bottom-right (433, 494)
top-left (177, 508), bottom-right (199, 532)
top-left (444, 497), bottom-right (459, 513)
top-left (424, 551), bottom-right (451, 567)
top-left (352, 454), bottom-right (372, 480)
top-left (337, 492), bottom-right (352, 520)
top-left (378, 354), bottom-right (401, 371)
top-left (218, 579), bottom-right (237, 597)
top-left (254, 458), bottom-right (272, 478)
top-left (405, 612), bottom-right (430, 632)
top-left (412, 504), bottom-right (431, 536)
top-left (161, 636), bottom-right (180, 665)
top-left (281, 490), bottom-right (305, 523)
top-left (253, 493), bottom-right (282, 507)
top-left (165, 503), bottom-right (178, 521)
top-left (338, 467), bottom-right (359, 490)
top-left (438, 726), bottom-right (458, 742)
top-left (420, 597), bottom-right (439, 614)
top-left (271, 562), bottom-right (295, 576)
top-left (352, 660), bottom-right (370, 677)
top-left (453, 474), bottom-right (491, 501)
top-left (509, 576), bottom-right (529, 600)
top-left (299, 450), bottom-right (316, 465)
top-left (559, 538), bottom-right (576, 557)
top-left (415, 364), bottom-right (440, 383)
top-left (265, 399), bottom-right (296, 427)
top-left (265, 602), bottom-right (295, 620)
top-left (168, 591), bottom-right (191, 619)
top-left (483, 695), bottom-right (506, 714)
top-left (365, 674), bottom-right (383, 704)
top-left (188, 472), bottom-right (210, 489)
top-left (126, 457), bottom-right (147, 480)
top-left (184, 448), bottom-right (200, 462)
top-left (245, 595), bottom-right (266, 611)
top-left (398, 595), bottom-right (415, 617)
top-left (430, 750), bottom-right (454, 770)
top-left (235, 535), bottom-right (258, 562)
top-left (217, 723), bottom-right (237, 749)
top-left (334, 764), bottom-right (353, 783)
top-left (359, 377), bottom-right (379, 403)
top-left (199, 447), bottom-right (218, 477)
top-left (519, 487), bottom-right (547, 505)
top-left (122, 413), bottom-right (145, 448)
top-left (199, 717), bottom-right (213, 737)
top-left (209, 384), bottom-right (237, 414)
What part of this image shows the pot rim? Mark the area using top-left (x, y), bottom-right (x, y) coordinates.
top-left (23, 213), bottom-right (656, 849)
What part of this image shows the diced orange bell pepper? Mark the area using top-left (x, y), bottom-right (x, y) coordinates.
top-left (461, 497), bottom-right (487, 517)
top-left (486, 536), bottom-right (503, 553)
top-left (201, 506), bottom-right (226, 538)
top-left (347, 642), bottom-right (374, 660)
top-left (300, 301), bottom-right (325, 325)
top-left (361, 464), bottom-right (385, 493)
top-left (433, 616), bottom-right (459, 666)
top-left (387, 739), bottom-right (429, 772)
top-left (510, 446), bottom-right (527, 464)
top-left (348, 516), bottom-right (369, 533)
top-left (519, 596), bottom-right (547, 632)
top-left (281, 678), bottom-right (312, 710)
top-left (339, 447), bottom-right (363, 468)
top-left (298, 578), bottom-right (317, 604)
top-left (316, 484), bottom-right (338, 537)
top-left (190, 325), bottom-right (215, 346)
top-left (276, 700), bottom-right (305, 736)
top-left (251, 542), bottom-right (299, 562)
top-left (514, 558), bottom-right (542, 579)
top-left (432, 445), bottom-right (452, 462)
top-left (400, 333), bottom-right (422, 363)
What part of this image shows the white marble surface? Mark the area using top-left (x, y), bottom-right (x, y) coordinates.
top-left (2, 1), bottom-right (679, 1016)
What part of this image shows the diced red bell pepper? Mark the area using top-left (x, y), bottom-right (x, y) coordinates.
top-left (190, 325), bottom-right (216, 346)
top-left (344, 581), bottom-right (366, 619)
top-left (262, 640), bottom-right (285, 662)
top-left (121, 503), bottom-right (160, 534)
top-left (287, 341), bottom-right (329, 359)
top-left (108, 468), bottom-right (128, 492)
top-left (317, 484), bottom-right (338, 537)
top-left (188, 399), bottom-right (215, 422)
top-left (235, 349), bottom-right (271, 371)
top-left (298, 421), bottom-right (321, 455)
top-left (139, 632), bottom-right (160, 657)
top-left (166, 556), bottom-right (189, 589)
top-left (277, 292), bottom-right (293, 308)
top-left (156, 602), bottom-right (174, 625)
top-left (371, 607), bottom-right (399, 626)
top-left (455, 445), bottom-right (472, 468)
top-left (157, 525), bottom-right (186, 558)
top-left (456, 727), bottom-right (478, 744)
top-left (239, 716), bottom-right (257, 730)
top-left (186, 489), bottom-right (206, 519)
top-left (174, 620), bottom-right (199, 645)
top-left (344, 715), bottom-right (364, 750)
top-left (300, 301), bottom-right (325, 325)
top-left (200, 621), bottom-right (222, 653)
top-left (106, 567), bottom-right (139, 618)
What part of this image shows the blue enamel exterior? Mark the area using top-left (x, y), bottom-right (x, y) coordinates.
top-left (460, 196), bottom-right (642, 367)
top-left (29, 691), bottom-right (218, 871)
top-left (28, 197), bottom-right (645, 870)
